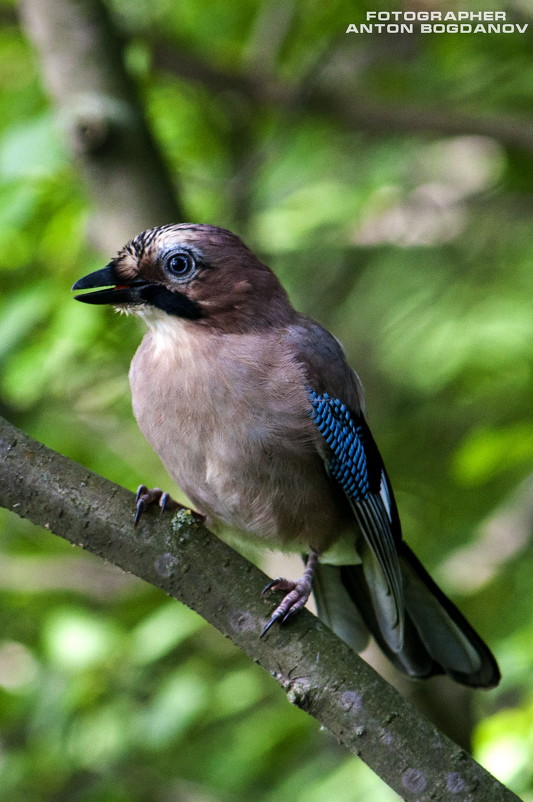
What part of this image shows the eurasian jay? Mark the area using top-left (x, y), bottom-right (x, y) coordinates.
top-left (73, 223), bottom-right (500, 688)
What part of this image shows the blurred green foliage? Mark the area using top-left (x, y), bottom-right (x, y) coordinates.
top-left (1, 0), bottom-right (533, 800)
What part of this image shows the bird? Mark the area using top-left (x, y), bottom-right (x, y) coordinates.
top-left (72, 223), bottom-right (500, 688)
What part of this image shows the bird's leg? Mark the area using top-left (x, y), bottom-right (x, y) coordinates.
top-left (260, 550), bottom-right (319, 636)
top-left (134, 484), bottom-right (205, 527)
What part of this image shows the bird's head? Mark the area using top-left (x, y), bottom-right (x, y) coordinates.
top-left (72, 224), bottom-right (293, 333)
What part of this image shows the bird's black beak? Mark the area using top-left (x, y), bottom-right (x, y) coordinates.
top-left (73, 264), bottom-right (203, 320)
top-left (72, 264), bottom-right (149, 305)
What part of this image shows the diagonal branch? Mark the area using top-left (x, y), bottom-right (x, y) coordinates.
top-left (0, 415), bottom-right (519, 802)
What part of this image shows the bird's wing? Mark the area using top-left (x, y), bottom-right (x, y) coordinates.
top-left (307, 389), bottom-right (405, 653)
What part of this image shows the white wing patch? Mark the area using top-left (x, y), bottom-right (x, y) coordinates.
top-left (380, 472), bottom-right (392, 522)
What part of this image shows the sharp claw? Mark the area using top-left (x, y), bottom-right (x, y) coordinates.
top-left (280, 609), bottom-right (295, 625)
top-left (260, 613), bottom-right (283, 638)
top-left (134, 498), bottom-right (145, 527)
top-left (261, 578), bottom-right (283, 596)
top-left (159, 491), bottom-right (170, 515)
top-left (261, 591), bottom-right (309, 636)
top-left (135, 484), bottom-right (148, 504)
top-left (133, 486), bottom-right (162, 526)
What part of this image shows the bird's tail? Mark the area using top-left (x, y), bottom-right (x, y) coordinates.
top-left (313, 544), bottom-right (500, 688)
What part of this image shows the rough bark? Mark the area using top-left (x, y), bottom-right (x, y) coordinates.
top-left (19, 0), bottom-right (185, 254)
top-left (0, 415), bottom-right (520, 802)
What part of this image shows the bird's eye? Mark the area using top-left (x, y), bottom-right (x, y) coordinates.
top-left (165, 252), bottom-right (195, 278)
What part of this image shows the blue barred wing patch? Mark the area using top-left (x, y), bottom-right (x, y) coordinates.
top-left (308, 390), bottom-right (369, 501)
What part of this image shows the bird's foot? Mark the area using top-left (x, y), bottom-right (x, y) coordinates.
top-left (260, 551), bottom-right (319, 637)
top-left (134, 484), bottom-right (205, 527)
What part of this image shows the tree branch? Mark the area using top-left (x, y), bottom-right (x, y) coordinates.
top-left (155, 44), bottom-right (533, 154)
top-left (0, 415), bottom-right (519, 802)
top-left (19, 0), bottom-right (185, 253)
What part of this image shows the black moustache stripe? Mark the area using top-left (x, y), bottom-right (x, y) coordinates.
top-left (140, 285), bottom-right (203, 320)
